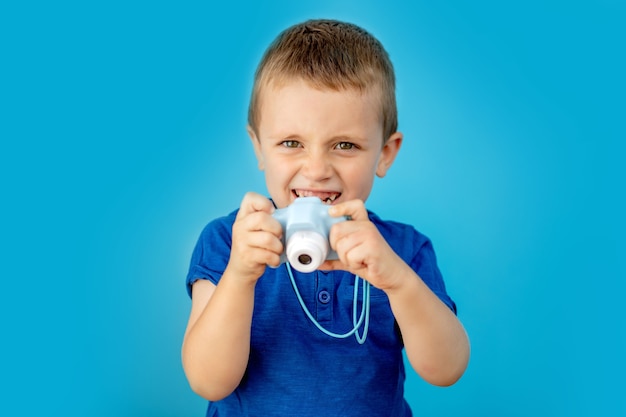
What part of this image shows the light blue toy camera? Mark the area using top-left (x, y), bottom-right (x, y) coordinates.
top-left (272, 197), bottom-right (348, 273)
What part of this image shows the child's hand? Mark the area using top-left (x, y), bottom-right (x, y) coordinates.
top-left (322, 199), bottom-right (406, 291)
top-left (227, 192), bottom-right (283, 284)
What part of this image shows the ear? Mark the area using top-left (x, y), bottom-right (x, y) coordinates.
top-left (247, 125), bottom-right (265, 171)
top-left (376, 132), bottom-right (403, 178)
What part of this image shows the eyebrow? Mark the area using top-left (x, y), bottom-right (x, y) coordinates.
top-left (265, 132), bottom-right (368, 144)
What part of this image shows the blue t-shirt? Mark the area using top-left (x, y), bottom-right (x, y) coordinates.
top-left (186, 208), bottom-right (456, 417)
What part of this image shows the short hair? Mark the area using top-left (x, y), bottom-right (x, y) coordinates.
top-left (248, 19), bottom-right (398, 143)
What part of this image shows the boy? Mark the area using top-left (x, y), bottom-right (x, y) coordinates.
top-left (182, 19), bottom-right (469, 416)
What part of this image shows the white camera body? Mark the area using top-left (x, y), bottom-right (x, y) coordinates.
top-left (272, 197), bottom-right (348, 273)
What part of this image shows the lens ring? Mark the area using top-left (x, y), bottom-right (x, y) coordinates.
top-left (298, 254), bottom-right (312, 265)
top-left (286, 231), bottom-right (328, 273)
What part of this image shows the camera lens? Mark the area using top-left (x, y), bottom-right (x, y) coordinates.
top-left (286, 231), bottom-right (328, 273)
top-left (298, 254), bottom-right (312, 265)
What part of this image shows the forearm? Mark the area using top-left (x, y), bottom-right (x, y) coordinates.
top-left (385, 264), bottom-right (470, 386)
top-left (182, 271), bottom-right (256, 401)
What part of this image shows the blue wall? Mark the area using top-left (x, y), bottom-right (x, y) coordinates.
top-left (2, 1), bottom-right (624, 415)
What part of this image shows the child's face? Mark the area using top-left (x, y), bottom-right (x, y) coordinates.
top-left (249, 78), bottom-right (402, 209)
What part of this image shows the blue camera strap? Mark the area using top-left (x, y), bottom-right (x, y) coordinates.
top-left (285, 262), bottom-right (370, 344)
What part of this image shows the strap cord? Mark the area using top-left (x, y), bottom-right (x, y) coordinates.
top-left (285, 262), bottom-right (370, 344)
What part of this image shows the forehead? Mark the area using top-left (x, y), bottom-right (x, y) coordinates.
top-left (256, 78), bottom-right (383, 134)
top-left (259, 75), bottom-right (382, 103)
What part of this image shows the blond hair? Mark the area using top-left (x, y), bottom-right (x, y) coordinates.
top-left (248, 19), bottom-right (397, 143)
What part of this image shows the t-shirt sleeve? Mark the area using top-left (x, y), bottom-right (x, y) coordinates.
top-left (409, 237), bottom-right (457, 315)
top-left (371, 214), bottom-right (457, 314)
top-left (185, 212), bottom-right (235, 298)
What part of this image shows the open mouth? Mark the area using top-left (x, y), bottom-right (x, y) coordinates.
top-left (292, 189), bottom-right (341, 205)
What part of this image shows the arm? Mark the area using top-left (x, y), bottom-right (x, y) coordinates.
top-left (383, 263), bottom-right (470, 386)
top-left (325, 200), bottom-right (470, 386)
top-left (181, 192), bottom-right (283, 401)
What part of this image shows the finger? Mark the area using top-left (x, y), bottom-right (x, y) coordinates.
top-left (333, 231), bottom-right (364, 263)
top-left (245, 246), bottom-right (282, 268)
top-left (328, 199), bottom-right (368, 221)
top-left (236, 192), bottom-right (275, 219)
top-left (237, 210), bottom-right (282, 236)
top-left (246, 229), bottom-right (284, 254)
top-left (318, 259), bottom-right (347, 272)
top-left (328, 215), bottom-right (364, 250)
top-left (230, 229), bottom-right (283, 271)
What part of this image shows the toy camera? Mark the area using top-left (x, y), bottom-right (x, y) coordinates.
top-left (272, 197), bottom-right (348, 273)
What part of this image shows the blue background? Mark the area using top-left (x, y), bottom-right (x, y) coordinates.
top-left (1, 1), bottom-right (624, 415)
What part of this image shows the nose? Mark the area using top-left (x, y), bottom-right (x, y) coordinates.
top-left (302, 150), bottom-right (332, 182)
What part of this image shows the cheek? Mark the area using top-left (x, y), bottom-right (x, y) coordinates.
top-left (348, 155), bottom-right (378, 176)
top-left (341, 160), bottom-right (377, 188)
top-left (262, 155), bottom-right (296, 188)
top-left (265, 156), bottom-right (290, 177)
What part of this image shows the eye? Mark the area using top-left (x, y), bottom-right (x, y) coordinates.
top-left (281, 140), bottom-right (301, 148)
top-left (335, 142), bottom-right (356, 150)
